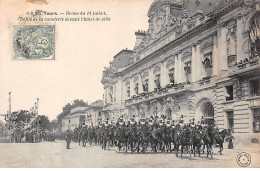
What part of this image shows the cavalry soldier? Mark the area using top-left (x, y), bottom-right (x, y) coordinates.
top-left (130, 116), bottom-right (137, 126)
top-left (140, 118), bottom-right (146, 126)
top-left (171, 120), bottom-right (176, 129)
top-left (159, 118), bottom-right (164, 127)
top-left (104, 118), bottom-right (109, 127)
top-left (166, 119), bottom-right (171, 127)
top-left (190, 118), bottom-right (196, 128)
top-left (201, 116), bottom-right (207, 128)
top-left (179, 115), bottom-right (184, 128)
top-left (117, 115), bottom-right (124, 124)
top-left (213, 121), bottom-right (219, 133)
top-left (118, 117), bottom-right (125, 126)
top-left (148, 116), bottom-right (154, 126)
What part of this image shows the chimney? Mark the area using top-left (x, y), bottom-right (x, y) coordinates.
top-left (134, 30), bottom-right (146, 49)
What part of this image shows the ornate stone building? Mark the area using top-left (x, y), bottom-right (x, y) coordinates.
top-left (61, 100), bottom-right (103, 131)
top-left (101, 0), bottom-right (260, 137)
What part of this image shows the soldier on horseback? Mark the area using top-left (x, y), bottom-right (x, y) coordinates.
top-left (179, 115), bottom-right (184, 128)
top-left (190, 118), bottom-right (196, 129)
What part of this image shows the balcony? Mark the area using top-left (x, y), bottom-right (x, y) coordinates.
top-left (222, 100), bottom-right (234, 111)
top-left (229, 56), bottom-right (260, 77)
top-left (125, 82), bottom-right (191, 106)
top-left (247, 96), bottom-right (260, 108)
top-left (198, 76), bottom-right (212, 86)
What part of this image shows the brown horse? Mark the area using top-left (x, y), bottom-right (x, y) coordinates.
top-left (215, 129), bottom-right (228, 154)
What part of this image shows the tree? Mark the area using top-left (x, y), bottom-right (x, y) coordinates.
top-left (38, 115), bottom-right (50, 130)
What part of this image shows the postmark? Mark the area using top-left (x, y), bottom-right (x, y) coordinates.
top-left (236, 152), bottom-right (251, 167)
top-left (13, 25), bottom-right (55, 60)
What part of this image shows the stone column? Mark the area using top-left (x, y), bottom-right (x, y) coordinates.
top-left (212, 32), bottom-right (219, 76)
top-left (138, 73), bottom-right (143, 94)
top-left (148, 67), bottom-right (154, 91)
top-left (196, 41), bottom-right (202, 81)
top-left (160, 60), bottom-right (167, 87)
top-left (130, 77), bottom-right (135, 97)
top-left (178, 51), bottom-right (184, 83)
top-left (237, 16), bottom-right (246, 61)
top-left (218, 25), bottom-right (228, 72)
top-left (174, 54), bottom-right (179, 83)
top-left (191, 44), bottom-right (197, 82)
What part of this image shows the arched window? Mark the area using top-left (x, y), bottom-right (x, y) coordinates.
top-left (166, 108), bottom-right (172, 120)
top-left (203, 102), bottom-right (214, 118)
top-left (249, 12), bottom-right (260, 57)
top-left (203, 102), bottom-right (214, 125)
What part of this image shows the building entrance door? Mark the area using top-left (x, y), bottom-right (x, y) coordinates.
top-left (203, 102), bottom-right (214, 125)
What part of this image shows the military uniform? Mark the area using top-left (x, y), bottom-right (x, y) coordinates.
top-left (190, 118), bottom-right (196, 128)
top-left (65, 129), bottom-right (72, 149)
top-left (179, 115), bottom-right (184, 128)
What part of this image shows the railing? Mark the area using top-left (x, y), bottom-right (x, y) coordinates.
top-left (222, 100), bottom-right (234, 111)
top-left (125, 81), bottom-right (191, 106)
top-left (247, 96), bottom-right (260, 108)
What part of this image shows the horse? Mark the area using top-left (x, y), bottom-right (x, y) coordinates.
top-left (179, 126), bottom-right (193, 157)
top-left (192, 128), bottom-right (203, 157)
top-left (174, 125), bottom-right (182, 157)
top-left (201, 129), bottom-right (214, 158)
top-left (80, 127), bottom-right (88, 147)
top-left (138, 123), bottom-right (150, 153)
top-left (150, 124), bottom-right (161, 153)
top-left (215, 129), bottom-right (228, 154)
top-left (116, 125), bottom-right (128, 153)
top-left (127, 125), bottom-right (139, 153)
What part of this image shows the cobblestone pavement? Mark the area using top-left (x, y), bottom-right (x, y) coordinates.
top-left (0, 141), bottom-right (259, 167)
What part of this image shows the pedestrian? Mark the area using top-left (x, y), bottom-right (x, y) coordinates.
top-left (65, 129), bottom-right (72, 149)
top-left (227, 129), bottom-right (234, 149)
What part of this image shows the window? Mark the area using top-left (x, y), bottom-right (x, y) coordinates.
top-left (110, 86), bottom-right (113, 103)
top-left (203, 102), bottom-right (214, 125)
top-left (154, 74), bottom-right (161, 89)
top-left (166, 108), bottom-right (172, 120)
top-left (250, 79), bottom-right (260, 96)
top-left (202, 53), bottom-right (213, 76)
top-left (252, 108), bottom-right (260, 133)
top-left (168, 68), bottom-right (174, 84)
top-left (98, 112), bottom-right (101, 117)
top-left (249, 12), bottom-right (260, 58)
top-left (225, 85), bottom-right (233, 101)
top-left (127, 86), bottom-right (130, 98)
top-left (184, 61), bottom-right (191, 82)
top-left (227, 111), bottom-right (234, 133)
top-left (143, 79), bottom-right (149, 92)
top-left (114, 85), bottom-right (116, 103)
top-left (134, 83), bottom-right (139, 95)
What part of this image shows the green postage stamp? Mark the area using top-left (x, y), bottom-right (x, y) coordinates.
top-left (13, 25), bottom-right (55, 60)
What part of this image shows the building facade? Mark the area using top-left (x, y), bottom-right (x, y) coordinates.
top-left (61, 100), bottom-right (103, 131)
top-left (101, 0), bottom-right (260, 138)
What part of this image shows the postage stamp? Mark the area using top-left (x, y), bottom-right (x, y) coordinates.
top-left (13, 25), bottom-right (55, 60)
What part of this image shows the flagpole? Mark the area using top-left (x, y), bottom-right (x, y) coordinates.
top-left (8, 92), bottom-right (12, 143)
top-left (36, 98), bottom-right (39, 142)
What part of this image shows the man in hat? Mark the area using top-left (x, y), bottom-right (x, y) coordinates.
top-left (118, 117), bottom-right (125, 126)
top-left (201, 116), bottom-right (206, 128)
top-left (149, 116), bottom-right (154, 126)
top-left (65, 129), bottom-right (72, 149)
top-left (104, 118), bottom-right (109, 127)
top-left (179, 115), bottom-right (184, 128)
top-left (166, 119), bottom-right (171, 127)
top-left (190, 118), bottom-right (196, 128)
top-left (130, 115), bottom-right (137, 125)
top-left (171, 120), bottom-right (176, 129)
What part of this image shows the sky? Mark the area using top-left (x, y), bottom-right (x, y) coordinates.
top-left (0, 0), bottom-right (154, 121)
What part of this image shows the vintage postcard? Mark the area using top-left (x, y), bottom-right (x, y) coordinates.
top-left (0, 0), bottom-right (260, 168)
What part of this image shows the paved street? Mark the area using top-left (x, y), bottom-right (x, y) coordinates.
top-left (0, 141), bottom-right (260, 167)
